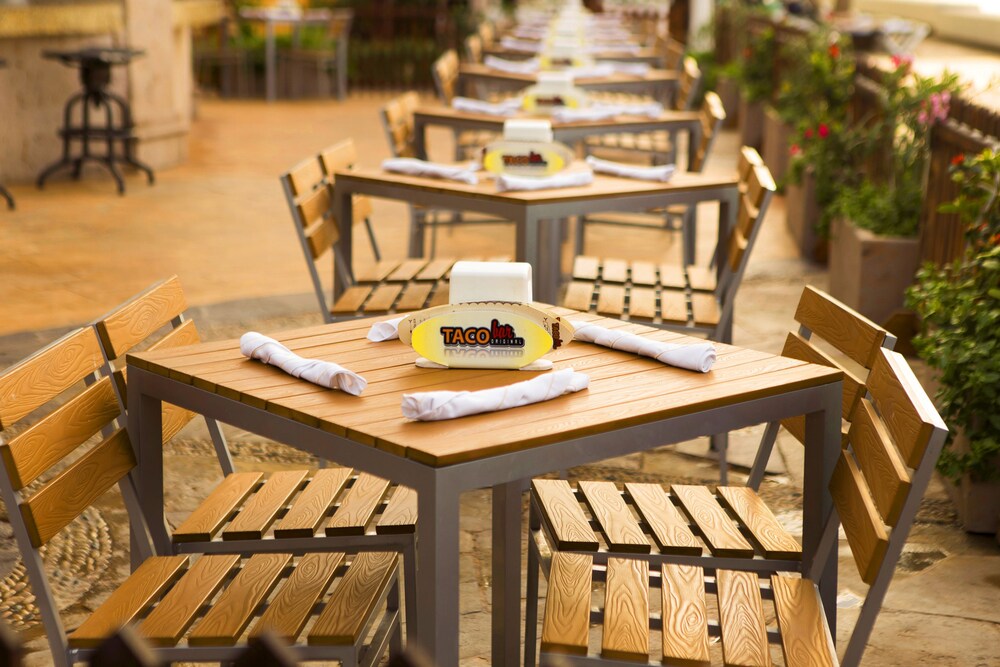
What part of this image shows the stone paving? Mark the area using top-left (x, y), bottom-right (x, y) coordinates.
top-left (0, 94), bottom-right (998, 665)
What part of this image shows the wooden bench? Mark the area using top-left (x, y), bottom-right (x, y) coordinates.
top-left (527, 347), bottom-right (948, 667)
top-left (563, 149), bottom-right (775, 343)
top-left (0, 328), bottom-right (404, 666)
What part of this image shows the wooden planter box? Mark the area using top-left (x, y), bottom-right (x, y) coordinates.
top-left (717, 76), bottom-right (740, 129)
top-left (738, 97), bottom-right (764, 150)
top-left (829, 217), bottom-right (920, 326)
top-left (762, 106), bottom-right (793, 184)
top-left (785, 167), bottom-right (827, 263)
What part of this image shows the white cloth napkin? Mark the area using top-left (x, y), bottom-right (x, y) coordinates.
top-left (550, 101), bottom-right (662, 123)
top-left (401, 368), bottom-right (589, 421)
top-left (602, 61), bottom-right (651, 76)
top-left (496, 170), bottom-right (594, 192)
top-left (589, 44), bottom-right (641, 55)
top-left (484, 55), bottom-right (541, 74)
top-left (367, 316), bottom-right (405, 342)
top-left (240, 332), bottom-right (368, 395)
top-left (585, 156), bottom-right (676, 182)
top-left (566, 62), bottom-right (649, 78)
top-left (500, 37), bottom-right (542, 53)
top-left (570, 321), bottom-right (716, 373)
top-left (382, 158), bottom-right (479, 185)
top-left (451, 95), bottom-right (522, 116)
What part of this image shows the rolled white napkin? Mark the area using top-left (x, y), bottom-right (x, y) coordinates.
top-left (452, 95), bottom-right (522, 116)
top-left (382, 158), bottom-right (479, 185)
top-left (484, 55), bottom-right (541, 74)
top-left (569, 321), bottom-right (716, 373)
top-left (585, 156), bottom-right (676, 182)
top-left (550, 101), bottom-right (662, 123)
top-left (496, 170), bottom-right (594, 192)
top-left (602, 61), bottom-right (651, 76)
top-left (589, 44), bottom-right (642, 55)
top-left (500, 37), bottom-right (542, 53)
top-left (367, 316), bottom-right (405, 342)
top-left (565, 64), bottom-right (615, 79)
top-left (240, 332), bottom-right (368, 395)
top-left (401, 368), bottom-right (589, 420)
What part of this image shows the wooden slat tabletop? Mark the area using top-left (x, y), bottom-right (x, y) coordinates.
top-left (459, 63), bottom-right (679, 85)
top-left (414, 105), bottom-right (701, 130)
top-left (127, 308), bottom-right (842, 468)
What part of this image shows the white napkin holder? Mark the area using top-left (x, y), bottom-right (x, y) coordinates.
top-left (522, 72), bottom-right (587, 113)
top-left (482, 119), bottom-right (574, 176)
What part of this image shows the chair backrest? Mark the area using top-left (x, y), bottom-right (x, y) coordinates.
top-left (658, 33), bottom-right (685, 71)
top-left (676, 56), bottom-right (702, 111)
top-left (319, 140), bottom-right (374, 226)
top-left (689, 91), bottom-right (726, 172)
top-left (464, 33), bottom-right (483, 64)
top-left (477, 21), bottom-right (495, 48)
top-left (432, 49), bottom-right (460, 104)
top-left (380, 91), bottom-right (420, 158)
top-left (832, 347), bottom-right (947, 665)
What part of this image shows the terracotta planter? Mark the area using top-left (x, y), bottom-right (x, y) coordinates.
top-left (785, 167), bottom-right (827, 263)
top-left (828, 217), bottom-right (920, 326)
top-left (942, 433), bottom-right (1000, 534)
top-left (738, 97), bottom-right (764, 150)
top-left (717, 76), bottom-right (740, 129)
top-left (762, 106), bottom-right (793, 184)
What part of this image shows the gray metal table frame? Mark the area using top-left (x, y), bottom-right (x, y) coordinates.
top-left (332, 174), bottom-right (737, 304)
top-left (459, 67), bottom-right (678, 104)
top-left (239, 7), bottom-right (332, 102)
top-left (412, 109), bottom-right (702, 165)
top-left (127, 362), bottom-right (842, 667)
top-left (483, 46), bottom-right (663, 65)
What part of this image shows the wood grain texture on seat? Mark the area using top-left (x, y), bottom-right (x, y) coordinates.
top-left (355, 260), bottom-right (402, 284)
top-left (532, 479), bottom-right (599, 551)
top-left (95, 276), bottom-right (188, 359)
top-left (376, 485), bottom-right (417, 534)
top-left (850, 398), bottom-right (911, 527)
top-left (139, 554), bottom-right (240, 646)
top-left (287, 156), bottom-right (325, 196)
top-left (223, 470), bottom-right (310, 541)
top-left (146, 318), bottom-right (201, 352)
top-left (660, 564), bottom-right (710, 666)
top-left (0, 327), bottom-right (105, 429)
top-left (602, 258), bottom-right (629, 284)
top-left (362, 284), bottom-right (404, 313)
top-left (326, 473), bottom-right (390, 536)
top-left (795, 285), bottom-right (887, 369)
top-left (386, 259), bottom-right (429, 282)
top-left (395, 282), bottom-right (434, 312)
top-left (831, 452), bottom-right (889, 585)
top-left (628, 287), bottom-right (657, 320)
top-left (717, 487), bottom-right (801, 560)
top-left (273, 467), bottom-right (352, 539)
top-left (624, 483), bottom-right (700, 555)
top-left (671, 485), bottom-right (753, 558)
top-left (308, 551), bottom-right (397, 645)
top-left (771, 575), bottom-right (837, 667)
top-left (188, 553), bottom-right (291, 646)
top-left (659, 288), bottom-right (689, 324)
top-left (716, 570), bottom-right (771, 667)
top-left (540, 552), bottom-right (593, 656)
top-left (866, 349), bottom-right (939, 469)
top-left (630, 261), bottom-right (657, 286)
top-left (68, 556), bottom-right (190, 649)
top-left (690, 292), bottom-right (720, 327)
top-left (174, 472), bottom-right (263, 542)
top-left (578, 481), bottom-right (650, 553)
top-left (596, 284), bottom-right (626, 316)
top-left (782, 332), bottom-right (865, 421)
top-left (563, 282), bottom-right (595, 313)
top-left (602, 557), bottom-right (649, 662)
top-left (330, 285), bottom-right (373, 314)
top-left (250, 552), bottom-right (344, 642)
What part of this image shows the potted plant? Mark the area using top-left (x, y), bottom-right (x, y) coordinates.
top-left (908, 149), bottom-right (1000, 534)
top-left (828, 57), bottom-right (962, 324)
top-left (732, 23), bottom-right (775, 150)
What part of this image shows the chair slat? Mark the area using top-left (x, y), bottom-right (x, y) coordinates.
top-left (660, 564), bottom-right (711, 665)
top-left (188, 553), bottom-right (292, 646)
top-left (685, 266), bottom-right (716, 292)
top-left (533, 479), bottom-right (599, 551)
top-left (866, 349), bottom-right (940, 469)
top-left (717, 487), bottom-right (801, 559)
top-left (602, 557), bottom-right (649, 662)
top-left (67, 556), bottom-right (190, 649)
top-left (657, 263), bottom-right (685, 288)
top-left (95, 276), bottom-right (188, 359)
top-left (794, 285), bottom-right (887, 369)
top-left (307, 220), bottom-right (338, 261)
top-left (717, 569), bottom-right (771, 667)
top-left (386, 259), bottom-right (429, 282)
top-left (578, 481), bottom-right (650, 553)
top-left (308, 551), bottom-right (398, 645)
top-left (2, 375), bottom-right (118, 491)
top-left (850, 398), bottom-right (911, 527)
top-left (602, 259), bottom-right (628, 284)
top-left (563, 282), bottom-right (595, 313)
top-left (596, 284), bottom-right (626, 317)
top-left (161, 401), bottom-right (196, 444)
top-left (223, 470), bottom-right (310, 541)
top-left (624, 483), bottom-right (700, 555)
top-left (319, 139), bottom-right (358, 174)
top-left (831, 451), bottom-right (889, 585)
top-left (572, 256), bottom-right (600, 280)
top-left (287, 157), bottom-right (325, 196)
top-left (147, 318), bottom-right (201, 352)
top-left (22, 428), bottom-right (136, 547)
top-left (690, 293), bottom-right (720, 327)
top-left (173, 472), bottom-right (263, 543)
top-left (671, 485), bottom-right (753, 558)
top-left (274, 467), bottom-right (352, 539)
top-left (361, 284), bottom-right (404, 314)
top-left (376, 484), bottom-right (417, 534)
top-left (428, 283), bottom-right (450, 307)
top-left (139, 554), bottom-right (240, 646)
top-left (296, 186), bottom-right (332, 228)
top-left (326, 473), bottom-right (390, 535)
top-left (628, 287), bottom-right (656, 320)
top-left (629, 261), bottom-right (657, 286)
top-left (0, 328), bottom-right (105, 429)
top-left (395, 282), bottom-right (434, 312)
top-left (250, 552), bottom-right (344, 642)
top-left (355, 260), bottom-right (402, 284)
top-left (782, 332), bottom-right (865, 420)
top-left (540, 552), bottom-right (593, 656)
top-left (659, 288), bottom-right (690, 324)
top-left (771, 575), bottom-right (837, 667)
top-left (330, 285), bottom-right (374, 314)
top-left (415, 258), bottom-right (456, 281)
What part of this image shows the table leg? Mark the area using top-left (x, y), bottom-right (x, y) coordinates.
top-left (414, 117), bottom-right (428, 161)
top-left (713, 190), bottom-right (737, 277)
top-left (686, 122), bottom-right (702, 169)
top-left (492, 481), bottom-right (522, 667)
top-left (415, 478), bottom-right (460, 665)
top-left (534, 217), bottom-right (562, 305)
top-left (333, 187), bottom-right (354, 301)
top-left (126, 374), bottom-right (170, 561)
top-left (265, 20), bottom-right (276, 102)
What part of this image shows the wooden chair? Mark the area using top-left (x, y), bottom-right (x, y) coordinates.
top-left (477, 21), bottom-right (496, 49)
top-left (464, 33), bottom-right (483, 64)
top-left (431, 49), bottom-right (499, 160)
top-left (283, 140), bottom-right (505, 318)
top-left (656, 32), bottom-right (687, 72)
top-left (279, 8), bottom-right (353, 100)
top-left (575, 91), bottom-right (728, 256)
top-left (0, 328), bottom-right (404, 667)
top-left (526, 346), bottom-right (948, 667)
top-left (563, 149), bottom-right (776, 344)
top-left (192, 16), bottom-right (251, 98)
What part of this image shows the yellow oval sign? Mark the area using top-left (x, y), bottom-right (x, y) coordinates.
top-left (482, 140), bottom-right (574, 176)
top-left (411, 312), bottom-right (554, 369)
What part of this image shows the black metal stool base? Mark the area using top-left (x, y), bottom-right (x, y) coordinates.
top-left (0, 184), bottom-right (14, 210)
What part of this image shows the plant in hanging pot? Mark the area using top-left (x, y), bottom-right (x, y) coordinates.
top-left (828, 57), bottom-right (962, 325)
top-left (908, 149), bottom-right (1000, 534)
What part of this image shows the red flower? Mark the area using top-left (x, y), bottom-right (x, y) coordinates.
top-left (743, 47), bottom-right (752, 59)
top-left (828, 44), bottom-right (840, 59)
top-left (951, 153), bottom-right (966, 166)
top-left (992, 233), bottom-right (1000, 246)
top-left (789, 144), bottom-right (802, 157)
top-left (804, 128), bottom-right (814, 139)
top-left (818, 123), bottom-right (830, 138)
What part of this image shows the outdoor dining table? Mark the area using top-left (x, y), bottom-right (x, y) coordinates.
top-left (125, 308), bottom-right (844, 666)
top-left (459, 62), bottom-right (678, 104)
top-left (238, 6), bottom-right (332, 102)
top-left (483, 44), bottom-right (663, 65)
top-left (412, 105), bottom-right (704, 164)
top-left (331, 165), bottom-right (739, 303)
